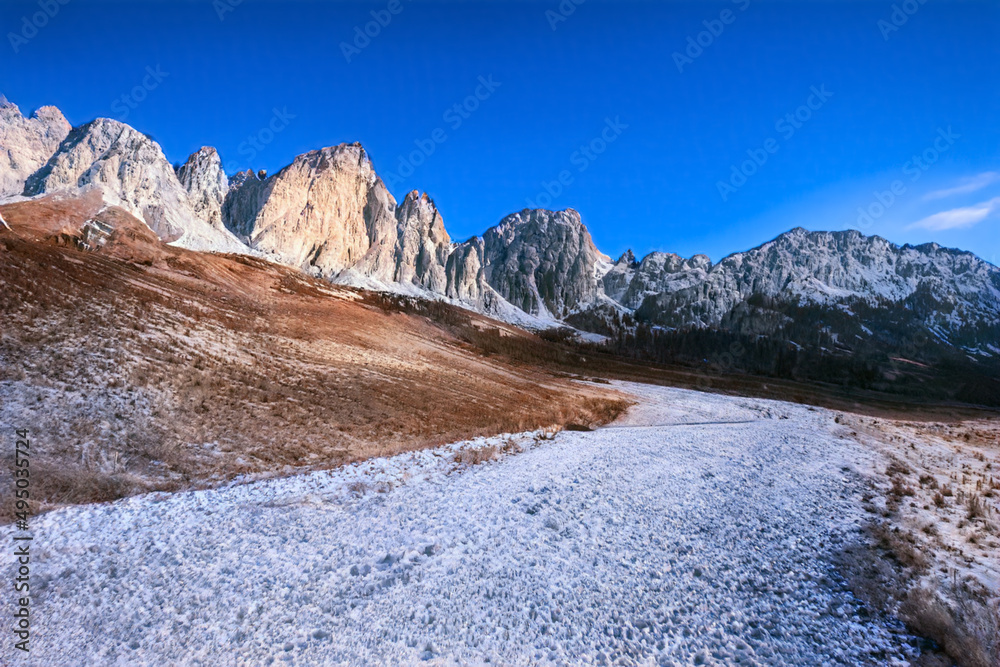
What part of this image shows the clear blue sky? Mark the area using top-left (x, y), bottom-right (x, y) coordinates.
top-left (2, 0), bottom-right (998, 265)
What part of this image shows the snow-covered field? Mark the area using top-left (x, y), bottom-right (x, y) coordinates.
top-left (6, 383), bottom-right (926, 666)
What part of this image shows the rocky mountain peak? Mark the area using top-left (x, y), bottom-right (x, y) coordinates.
top-left (176, 147), bottom-right (228, 230)
top-left (221, 142), bottom-right (397, 278)
top-left (615, 249), bottom-right (636, 266)
top-left (0, 102), bottom-right (71, 198)
top-left (480, 208), bottom-right (607, 319)
top-left (227, 168), bottom-right (259, 190)
top-left (393, 190), bottom-right (451, 292)
top-left (5, 98), bottom-right (996, 358)
top-left (23, 116), bottom-right (244, 252)
top-left (690, 254), bottom-right (712, 269)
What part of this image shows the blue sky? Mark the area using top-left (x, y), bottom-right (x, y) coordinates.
top-left (2, 0), bottom-right (998, 265)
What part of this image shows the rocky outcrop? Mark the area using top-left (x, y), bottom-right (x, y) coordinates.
top-left (632, 228), bottom-right (1000, 335)
top-left (176, 147), bottom-right (228, 231)
top-left (0, 101), bottom-right (71, 198)
top-left (479, 208), bottom-right (610, 320)
top-left (445, 236), bottom-right (488, 305)
top-left (601, 250), bottom-right (636, 303)
top-left (23, 118), bottom-right (245, 253)
top-left (394, 191), bottom-right (451, 293)
top-left (618, 251), bottom-right (713, 310)
top-left (222, 144), bottom-right (398, 279)
top-left (221, 169), bottom-right (270, 238)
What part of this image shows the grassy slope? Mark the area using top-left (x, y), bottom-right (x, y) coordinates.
top-left (0, 195), bottom-right (628, 517)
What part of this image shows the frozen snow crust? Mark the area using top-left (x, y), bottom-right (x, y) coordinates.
top-left (8, 383), bottom-right (923, 666)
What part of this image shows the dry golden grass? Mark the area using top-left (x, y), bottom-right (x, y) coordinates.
top-left (836, 412), bottom-right (1000, 667)
top-left (900, 585), bottom-right (1000, 667)
top-left (0, 196), bottom-right (630, 519)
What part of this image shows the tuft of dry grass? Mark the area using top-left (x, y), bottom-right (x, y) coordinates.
top-left (887, 459), bottom-right (912, 477)
top-left (870, 522), bottom-right (929, 572)
top-left (966, 494), bottom-right (986, 521)
top-left (900, 585), bottom-right (1000, 667)
top-left (838, 520), bottom-right (1000, 667)
top-left (454, 445), bottom-right (499, 466)
top-left (889, 476), bottom-right (917, 500)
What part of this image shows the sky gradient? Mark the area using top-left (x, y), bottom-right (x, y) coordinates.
top-left (2, 0), bottom-right (998, 265)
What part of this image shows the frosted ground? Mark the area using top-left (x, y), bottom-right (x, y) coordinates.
top-left (8, 382), bottom-right (926, 666)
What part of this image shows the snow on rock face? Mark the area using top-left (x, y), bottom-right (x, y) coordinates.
top-left (0, 102), bottom-right (71, 198)
top-left (601, 249), bottom-right (637, 303)
top-left (7, 100), bottom-right (995, 343)
top-left (633, 228), bottom-right (1000, 333)
top-left (175, 146), bottom-right (228, 231)
top-left (12, 383), bottom-right (924, 666)
top-left (480, 208), bottom-right (610, 319)
top-left (615, 250), bottom-right (713, 310)
top-left (23, 118), bottom-right (246, 253)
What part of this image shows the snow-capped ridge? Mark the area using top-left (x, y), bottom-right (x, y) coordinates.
top-left (3, 99), bottom-right (997, 347)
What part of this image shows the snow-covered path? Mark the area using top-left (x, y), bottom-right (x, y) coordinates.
top-left (7, 383), bottom-right (920, 666)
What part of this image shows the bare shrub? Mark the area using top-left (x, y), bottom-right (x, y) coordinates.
top-left (887, 460), bottom-right (912, 476)
top-left (966, 494), bottom-right (985, 521)
top-left (454, 445), bottom-right (498, 466)
top-left (500, 439), bottom-right (524, 455)
top-left (900, 585), bottom-right (1000, 667)
top-left (31, 459), bottom-right (141, 507)
top-left (870, 523), bottom-right (929, 572)
top-left (890, 477), bottom-right (917, 499)
top-left (580, 397), bottom-right (632, 426)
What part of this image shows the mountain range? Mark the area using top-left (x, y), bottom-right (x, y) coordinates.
top-left (3, 99), bottom-right (999, 373)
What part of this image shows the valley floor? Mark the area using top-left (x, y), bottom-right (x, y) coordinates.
top-left (9, 382), bottom-right (982, 666)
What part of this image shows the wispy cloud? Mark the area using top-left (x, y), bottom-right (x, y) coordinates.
top-left (909, 196), bottom-right (1000, 231)
top-left (922, 171), bottom-right (1000, 201)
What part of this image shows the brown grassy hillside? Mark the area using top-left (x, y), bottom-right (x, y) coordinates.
top-left (0, 194), bottom-right (629, 517)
